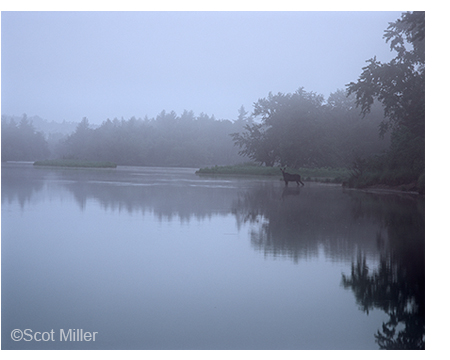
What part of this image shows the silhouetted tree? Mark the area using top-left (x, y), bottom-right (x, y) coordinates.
top-left (231, 88), bottom-right (387, 168)
top-left (346, 11), bottom-right (425, 186)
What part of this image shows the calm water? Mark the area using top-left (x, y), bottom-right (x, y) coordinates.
top-left (1, 163), bottom-right (425, 350)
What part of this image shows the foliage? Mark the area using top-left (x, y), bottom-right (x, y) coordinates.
top-left (231, 122), bottom-right (277, 166)
top-left (1, 114), bottom-right (50, 161)
top-left (53, 110), bottom-right (249, 167)
top-left (346, 11), bottom-right (425, 188)
top-left (347, 11), bottom-right (424, 137)
top-left (231, 88), bottom-right (388, 169)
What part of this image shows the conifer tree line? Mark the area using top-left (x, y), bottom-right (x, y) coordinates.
top-left (2, 109), bottom-right (252, 167)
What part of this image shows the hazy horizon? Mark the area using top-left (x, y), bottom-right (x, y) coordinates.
top-left (2, 11), bottom-right (403, 125)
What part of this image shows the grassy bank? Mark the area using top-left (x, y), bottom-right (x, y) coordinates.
top-left (196, 163), bottom-right (349, 183)
top-left (34, 159), bottom-right (117, 168)
top-left (344, 170), bottom-right (424, 194)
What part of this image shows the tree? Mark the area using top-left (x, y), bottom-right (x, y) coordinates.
top-left (346, 11), bottom-right (425, 184)
top-left (231, 87), bottom-right (389, 169)
top-left (60, 117), bottom-right (94, 159)
top-left (1, 114), bottom-right (50, 161)
top-left (347, 12), bottom-right (424, 137)
top-left (234, 105), bottom-right (253, 126)
top-left (231, 122), bottom-right (277, 166)
top-left (326, 90), bottom-right (389, 165)
top-left (53, 111), bottom-right (246, 167)
top-left (232, 88), bottom-right (328, 167)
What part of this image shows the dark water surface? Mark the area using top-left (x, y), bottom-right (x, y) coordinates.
top-left (1, 163), bottom-right (425, 349)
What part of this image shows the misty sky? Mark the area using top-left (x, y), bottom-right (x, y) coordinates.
top-left (2, 11), bottom-right (404, 124)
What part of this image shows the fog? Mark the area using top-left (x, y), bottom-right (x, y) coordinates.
top-left (1, 11), bottom-right (403, 124)
top-left (1, 8), bottom-right (427, 351)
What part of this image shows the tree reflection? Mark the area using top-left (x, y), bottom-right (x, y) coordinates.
top-left (342, 192), bottom-right (425, 349)
top-left (232, 183), bottom-right (382, 262)
top-left (342, 254), bottom-right (424, 349)
top-left (1, 163), bottom-right (45, 208)
top-left (232, 181), bottom-right (425, 349)
top-left (1, 165), bottom-right (240, 222)
top-left (3, 164), bottom-right (425, 349)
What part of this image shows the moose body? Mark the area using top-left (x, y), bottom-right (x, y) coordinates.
top-left (280, 167), bottom-right (304, 186)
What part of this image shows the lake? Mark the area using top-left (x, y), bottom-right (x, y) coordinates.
top-left (1, 163), bottom-right (425, 350)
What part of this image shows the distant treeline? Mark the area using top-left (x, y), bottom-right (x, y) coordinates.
top-left (54, 110), bottom-right (250, 167)
top-left (1, 115), bottom-right (50, 161)
top-left (1, 110), bottom-right (251, 167)
top-left (1, 92), bottom-right (388, 168)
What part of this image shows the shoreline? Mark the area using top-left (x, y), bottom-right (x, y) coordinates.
top-left (344, 183), bottom-right (422, 196)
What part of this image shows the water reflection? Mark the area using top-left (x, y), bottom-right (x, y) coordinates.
top-left (2, 164), bottom-right (240, 221)
top-left (1, 164), bottom-right (45, 208)
top-left (232, 182), bottom-right (383, 262)
top-left (230, 179), bottom-right (425, 349)
top-left (1, 164), bottom-right (424, 349)
top-left (341, 192), bottom-right (425, 349)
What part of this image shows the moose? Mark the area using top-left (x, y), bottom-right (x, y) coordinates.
top-left (280, 167), bottom-right (304, 187)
